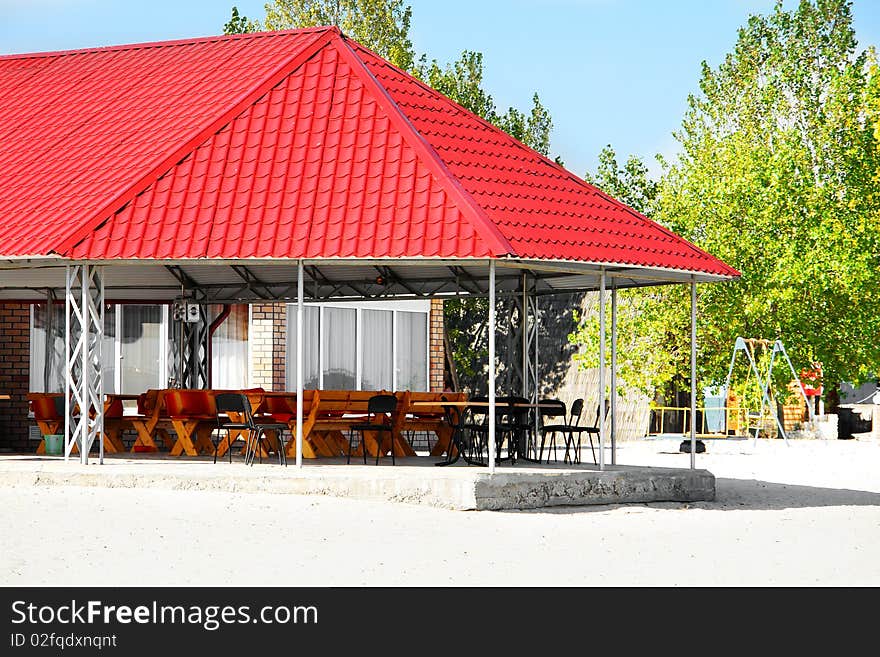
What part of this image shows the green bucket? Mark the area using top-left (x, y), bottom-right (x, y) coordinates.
top-left (44, 434), bottom-right (64, 456)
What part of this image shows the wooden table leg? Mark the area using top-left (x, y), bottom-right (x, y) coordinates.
top-left (169, 420), bottom-right (201, 456)
top-left (130, 419), bottom-right (161, 452)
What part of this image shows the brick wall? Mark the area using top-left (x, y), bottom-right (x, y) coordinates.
top-left (272, 303), bottom-right (287, 391)
top-left (429, 299), bottom-right (445, 392)
top-left (0, 304), bottom-right (31, 451)
top-left (250, 303), bottom-right (275, 391)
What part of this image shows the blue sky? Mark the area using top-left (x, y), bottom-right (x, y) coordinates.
top-left (2, 0), bottom-right (879, 177)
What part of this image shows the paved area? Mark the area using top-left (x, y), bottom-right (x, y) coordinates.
top-left (1, 438), bottom-right (878, 586)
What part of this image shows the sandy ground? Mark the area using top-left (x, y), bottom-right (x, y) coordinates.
top-left (1, 437), bottom-right (878, 586)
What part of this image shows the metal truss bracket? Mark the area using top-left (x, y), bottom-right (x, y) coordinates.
top-left (64, 264), bottom-right (105, 464)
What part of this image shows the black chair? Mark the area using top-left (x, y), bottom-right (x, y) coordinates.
top-left (496, 396), bottom-right (533, 464)
top-left (437, 398), bottom-right (488, 466)
top-left (561, 398), bottom-right (609, 465)
top-left (537, 399), bottom-right (568, 463)
top-left (214, 392), bottom-right (288, 466)
top-left (463, 396), bottom-right (490, 464)
top-left (349, 394), bottom-right (398, 465)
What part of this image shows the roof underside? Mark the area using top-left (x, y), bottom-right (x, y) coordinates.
top-left (0, 258), bottom-right (729, 304)
top-left (0, 27), bottom-right (739, 299)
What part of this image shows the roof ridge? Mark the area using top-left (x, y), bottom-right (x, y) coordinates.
top-left (333, 34), bottom-right (514, 257)
top-left (0, 26), bottom-right (332, 61)
top-left (54, 27), bottom-right (339, 256)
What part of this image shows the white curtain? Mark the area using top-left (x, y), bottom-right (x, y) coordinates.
top-left (120, 305), bottom-right (162, 394)
top-left (286, 305), bottom-right (320, 389)
top-left (102, 305), bottom-right (117, 394)
top-left (361, 309), bottom-right (392, 391)
top-left (396, 311), bottom-right (427, 391)
top-left (322, 307), bottom-right (356, 390)
top-left (29, 303), bottom-right (71, 393)
top-left (211, 304), bottom-right (248, 389)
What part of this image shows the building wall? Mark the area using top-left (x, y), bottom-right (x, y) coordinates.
top-left (429, 299), bottom-right (445, 392)
top-left (249, 303), bottom-right (276, 391)
top-left (0, 304), bottom-right (31, 451)
top-left (272, 304), bottom-right (287, 391)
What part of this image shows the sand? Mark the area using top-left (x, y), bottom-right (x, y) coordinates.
top-left (1, 437), bottom-right (878, 586)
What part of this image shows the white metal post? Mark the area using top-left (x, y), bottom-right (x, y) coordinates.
top-left (611, 281), bottom-right (617, 466)
top-left (296, 260), bottom-right (304, 468)
top-left (690, 277), bottom-right (697, 469)
top-left (599, 268), bottom-right (606, 471)
top-left (522, 273), bottom-right (528, 398)
top-left (488, 260), bottom-right (496, 474)
top-left (64, 266), bottom-right (72, 462)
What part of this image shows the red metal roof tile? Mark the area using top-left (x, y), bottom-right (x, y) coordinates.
top-left (0, 28), bottom-right (737, 277)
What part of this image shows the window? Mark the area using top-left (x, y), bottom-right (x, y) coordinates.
top-left (322, 307), bottom-right (357, 389)
top-left (210, 305), bottom-right (249, 389)
top-left (120, 305), bottom-right (162, 394)
top-left (361, 309), bottom-right (392, 391)
top-left (285, 300), bottom-right (429, 391)
top-left (285, 306), bottom-right (320, 389)
top-left (29, 303), bottom-right (167, 394)
top-left (396, 311), bottom-right (428, 393)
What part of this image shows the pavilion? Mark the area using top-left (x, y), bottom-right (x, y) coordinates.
top-left (0, 27), bottom-right (739, 474)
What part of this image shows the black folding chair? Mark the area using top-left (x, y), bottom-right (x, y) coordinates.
top-left (537, 399), bottom-right (568, 463)
top-left (436, 399), bottom-right (488, 466)
top-left (214, 392), bottom-right (288, 466)
top-left (558, 398), bottom-right (608, 465)
top-left (349, 394), bottom-right (398, 465)
top-left (496, 396), bottom-right (533, 464)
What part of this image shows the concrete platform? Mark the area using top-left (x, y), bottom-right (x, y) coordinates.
top-left (0, 454), bottom-right (715, 511)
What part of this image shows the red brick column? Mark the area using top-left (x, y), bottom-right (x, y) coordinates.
top-left (0, 304), bottom-right (31, 451)
top-left (429, 299), bottom-right (445, 392)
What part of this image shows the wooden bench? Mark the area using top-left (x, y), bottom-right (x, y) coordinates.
top-left (28, 392), bottom-right (128, 455)
top-left (276, 390), bottom-right (417, 459)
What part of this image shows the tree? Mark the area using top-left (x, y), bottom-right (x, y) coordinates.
top-left (584, 144), bottom-right (658, 217)
top-left (572, 0), bottom-right (880, 406)
top-left (662, 0), bottom-right (880, 396)
top-left (223, 6), bottom-right (260, 34)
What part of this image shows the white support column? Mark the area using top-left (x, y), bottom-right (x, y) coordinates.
top-left (296, 260), bottom-right (304, 469)
top-left (599, 268), bottom-right (606, 471)
top-left (522, 273), bottom-right (528, 398)
top-left (488, 260), bottom-right (496, 474)
top-left (611, 281), bottom-right (617, 466)
top-left (64, 264), bottom-right (105, 465)
top-left (64, 267), bottom-right (72, 462)
top-left (690, 277), bottom-right (697, 469)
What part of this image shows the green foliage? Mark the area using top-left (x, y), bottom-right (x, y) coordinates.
top-left (261, 0), bottom-right (415, 71)
top-left (568, 289), bottom-right (683, 398)
top-left (572, 0), bottom-right (880, 403)
top-left (584, 144), bottom-right (658, 217)
top-left (415, 54), bottom-right (553, 155)
top-left (414, 50), bottom-right (498, 120)
top-left (223, 6), bottom-right (260, 34)
top-left (661, 0), bottom-right (880, 392)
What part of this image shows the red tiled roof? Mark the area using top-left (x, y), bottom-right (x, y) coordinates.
top-left (0, 28), bottom-right (738, 277)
